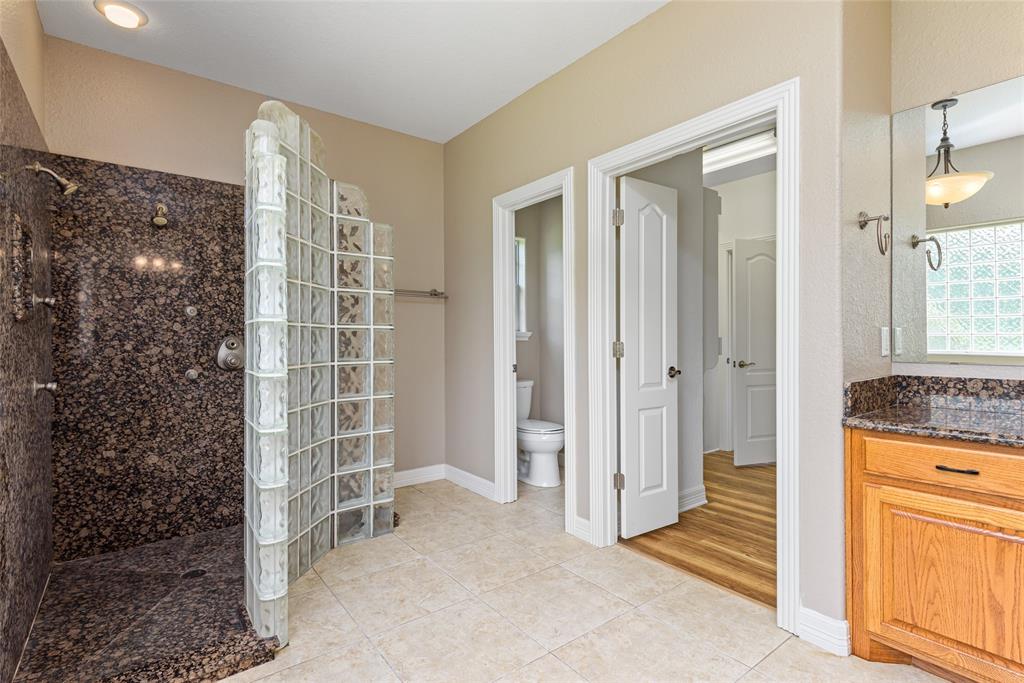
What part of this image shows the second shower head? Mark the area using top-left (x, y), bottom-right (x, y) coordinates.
top-left (25, 161), bottom-right (79, 195)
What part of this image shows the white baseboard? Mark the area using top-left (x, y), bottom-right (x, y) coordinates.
top-left (797, 606), bottom-right (850, 656)
top-left (444, 465), bottom-right (496, 500)
top-left (394, 464), bottom-right (446, 488)
top-left (570, 516), bottom-right (592, 545)
top-left (678, 485), bottom-right (708, 512)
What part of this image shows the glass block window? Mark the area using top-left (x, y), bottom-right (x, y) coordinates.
top-left (927, 221), bottom-right (1024, 355)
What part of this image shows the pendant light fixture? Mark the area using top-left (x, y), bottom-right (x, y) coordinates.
top-left (926, 98), bottom-right (994, 208)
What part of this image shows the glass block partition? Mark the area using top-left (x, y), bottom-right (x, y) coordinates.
top-left (244, 102), bottom-right (396, 645)
top-left (243, 118), bottom-right (289, 643)
top-left (335, 210), bottom-right (397, 543)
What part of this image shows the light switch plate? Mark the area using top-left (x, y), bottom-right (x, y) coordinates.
top-left (880, 326), bottom-right (890, 357)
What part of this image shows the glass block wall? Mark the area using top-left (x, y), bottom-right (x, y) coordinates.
top-left (926, 221), bottom-right (1024, 355)
top-left (243, 118), bottom-right (290, 643)
top-left (244, 102), bottom-right (396, 645)
top-left (335, 211), bottom-right (396, 543)
top-left (273, 106), bottom-right (334, 584)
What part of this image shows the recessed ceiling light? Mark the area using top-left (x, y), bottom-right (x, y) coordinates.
top-left (93, 0), bottom-right (149, 29)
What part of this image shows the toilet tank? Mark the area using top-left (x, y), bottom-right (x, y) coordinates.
top-left (516, 380), bottom-right (534, 422)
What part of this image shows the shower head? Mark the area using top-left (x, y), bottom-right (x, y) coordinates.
top-left (24, 161), bottom-right (79, 195)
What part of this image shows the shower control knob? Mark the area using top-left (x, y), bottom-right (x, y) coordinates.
top-left (217, 336), bottom-right (245, 371)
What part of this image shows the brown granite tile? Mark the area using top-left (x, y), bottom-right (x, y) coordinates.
top-left (13, 566), bottom-right (179, 681)
top-left (38, 152), bottom-right (246, 561)
top-left (60, 523), bottom-right (244, 578)
top-left (14, 525), bottom-right (274, 682)
top-left (0, 36), bottom-right (53, 683)
top-left (842, 375), bottom-right (897, 417)
top-left (94, 573), bottom-right (274, 681)
top-left (844, 374), bottom-right (1024, 448)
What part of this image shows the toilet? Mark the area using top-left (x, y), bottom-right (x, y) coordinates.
top-left (516, 380), bottom-right (564, 488)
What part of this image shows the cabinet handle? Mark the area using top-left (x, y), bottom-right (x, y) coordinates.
top-left (935, 464), bottom-right (980, 476)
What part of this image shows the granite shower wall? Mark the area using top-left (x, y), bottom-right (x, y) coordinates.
top-left (42, 152), bottom-right (246, 561)
top-left (0, 39), bottom-right (54, 683)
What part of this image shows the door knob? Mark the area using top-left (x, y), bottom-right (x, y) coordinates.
top-left (667, 366), bottom-right (681, 378)
top-left (737, 360), bottom-right (756, 368)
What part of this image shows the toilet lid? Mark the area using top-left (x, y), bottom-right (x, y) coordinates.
top-left (518, 419), bottom-right (563, 434)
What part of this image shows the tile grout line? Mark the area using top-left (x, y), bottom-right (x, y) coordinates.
top-left (11, 570), bottom-right (51, 681)
top-left (311, 568), bottom-right (406, 681)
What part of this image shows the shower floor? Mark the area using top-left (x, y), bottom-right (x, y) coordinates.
top-left (14, 525), bottom-right (276, 682)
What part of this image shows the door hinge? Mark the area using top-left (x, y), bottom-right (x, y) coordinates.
top-left (612, 340), bottom-right (625, 359)
top-left (613, 472), bottom-right (625, 490)
top-left (611, 207), bottom-right (624, 227)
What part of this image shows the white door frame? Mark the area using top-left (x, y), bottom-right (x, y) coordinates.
top-left (586, 78), bottom-right (800, 633)
top-left (492, 167), bottom-right (581, 537)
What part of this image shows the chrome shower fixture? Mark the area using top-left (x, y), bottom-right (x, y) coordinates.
top-left (152, 203), bottom-right (169, 227)
top-left (24, 161), bottom-right (79, 195)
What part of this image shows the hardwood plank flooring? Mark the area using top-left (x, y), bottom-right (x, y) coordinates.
top-left (622, 451), bottom-right (777, 606)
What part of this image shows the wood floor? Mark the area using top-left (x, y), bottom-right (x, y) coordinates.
top-left (622, 451), bottom-right (776, 607)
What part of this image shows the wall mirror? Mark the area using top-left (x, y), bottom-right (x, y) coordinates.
top-left (891, 76), bottom-right (1024, 364)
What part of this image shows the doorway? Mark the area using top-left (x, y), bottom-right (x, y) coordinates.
top-left (621, 159), bottom-right (778, 607)
top-left (491, 168), bottom-right (583, 539)
top-left (586, 79), bottom-right (800, 633)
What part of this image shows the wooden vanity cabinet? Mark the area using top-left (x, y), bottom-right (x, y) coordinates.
top-left (846, 429), bottom-right (1024, 682)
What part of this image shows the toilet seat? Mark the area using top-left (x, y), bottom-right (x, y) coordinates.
top-left (517, 419), bottom-right (563, 434)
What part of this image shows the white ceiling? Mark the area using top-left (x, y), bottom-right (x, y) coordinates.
top-left (924, 75), bottom-right (1024, 153)
top-left (37, 0), bottom-right (667, 142)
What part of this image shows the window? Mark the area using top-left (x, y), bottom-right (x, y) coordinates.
top-left (927, 221), bottom-right (1024, 356)
top-left (514, 237), bottom-right (530, 340)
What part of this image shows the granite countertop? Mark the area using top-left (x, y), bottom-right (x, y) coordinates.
top-left (843, 399), bottom-right (1024, 449)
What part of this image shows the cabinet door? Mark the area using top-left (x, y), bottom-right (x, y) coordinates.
top-left (864, 484), bottom-right (1024, 681)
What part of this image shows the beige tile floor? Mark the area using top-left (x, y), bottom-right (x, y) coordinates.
top-left (228, 478), bottom-right (938, 683)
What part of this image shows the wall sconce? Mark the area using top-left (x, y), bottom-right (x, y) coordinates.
top-left (926, 99), bottom-right (993, 208)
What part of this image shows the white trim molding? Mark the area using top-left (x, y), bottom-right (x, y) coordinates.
top-left (797, 607), bottom-right (851, 657)
top-left (678, 485), bottom-right (708, 513)
top-left (492, 167), bottom-right (582, 542)
top-left (586, 78), bottom-right (800, 634)
top-left (571, 516), bottom-right (592, 545)
top-left (394, 464), bottom-right (446, 488)
top-left (444, 465), bottom-right (496, 500)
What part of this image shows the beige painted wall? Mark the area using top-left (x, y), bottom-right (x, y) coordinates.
top-left (891, 0), bottom-right (1024, 114)
top-left (841, 0), bottom-right (892, 382)
top-left (42, 37), bottom-right (447, 473)
top-left (0, 0), bottom-right (45, 134)
top-left (443, 0), bottom-right (851, 619)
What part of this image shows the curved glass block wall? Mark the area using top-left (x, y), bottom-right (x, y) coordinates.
top-left (244, 102), bottom-right (396, 644)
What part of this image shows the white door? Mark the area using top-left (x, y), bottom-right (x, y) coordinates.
top-left (731, 238), bottom-right (776, 466)
top-left (619, 177), bottom-right (679, 538)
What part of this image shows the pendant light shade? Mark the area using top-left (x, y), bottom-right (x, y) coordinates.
top-left (926, 98), bottom-right (994, 208)
top-left (925, 170), bottom-right (994, 207)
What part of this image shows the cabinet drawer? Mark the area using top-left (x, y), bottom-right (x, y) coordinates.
top-left (863, 435), bottom-right (1024, 499)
